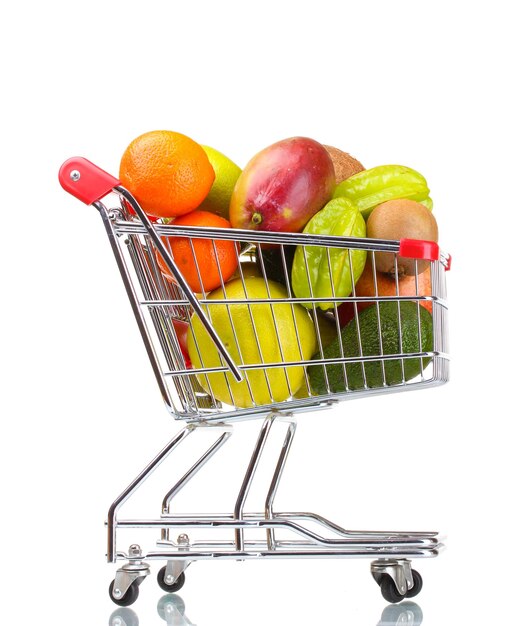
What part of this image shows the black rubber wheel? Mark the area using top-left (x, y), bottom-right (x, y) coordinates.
top-left (380, 574), bottom-right (405, 604)
top-left (405, 570), bottom-right (423, 598)
top-left (157, 566), bottom-right (186, 593)
top-left (109, 579), bottom-right (140, 607)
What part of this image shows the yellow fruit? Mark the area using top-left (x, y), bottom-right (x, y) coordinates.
top-left (187, 277), bottom-right (317, 408)
top-left (197, 145), bottom-right (242, 220)
top-left (227, 261), bottom-right (262, 282)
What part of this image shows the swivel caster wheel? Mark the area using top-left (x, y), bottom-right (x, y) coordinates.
top-left (379, 569), bottom-right (423, 603)
top-left (109, 544), bottom-right (149, 607)
top-left (405, 570), bottom-right (423, 599)
top-left (157, 565), bottom-right (186, 593)
top-left (109, 579), bottom-right (140, 607)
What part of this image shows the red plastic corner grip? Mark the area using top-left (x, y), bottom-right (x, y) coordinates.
top-left (399, 238), bottom-right (440, 262)
top-left (58, 157), bottom-right (120, 205)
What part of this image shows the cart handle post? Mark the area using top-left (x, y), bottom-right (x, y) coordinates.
top-left (58, 157), bottom-right (244, 383)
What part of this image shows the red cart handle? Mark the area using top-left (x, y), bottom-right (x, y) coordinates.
top-left (58, 157), bottom-right (120, 204)
top-left (399, 238), bottom-right (439, 262)
top-left (399, 239), bottom-right (452, 271)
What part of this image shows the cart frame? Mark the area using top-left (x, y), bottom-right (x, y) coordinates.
top-left (59, 157), bottom-right (450, 606)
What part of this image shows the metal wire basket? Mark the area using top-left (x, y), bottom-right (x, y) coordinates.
top-left (59, 156), bottom-right (450, 607)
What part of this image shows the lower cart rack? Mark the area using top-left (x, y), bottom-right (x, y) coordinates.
top-left (106, 414), bottom-right (442, 606)
top-left (117, 516), bottom-right (441, 559)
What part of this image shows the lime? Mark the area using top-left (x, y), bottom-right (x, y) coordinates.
top-left (197, 145), bottom-right (242, 220)
top-left (187, 277), bottom-right (317, 408)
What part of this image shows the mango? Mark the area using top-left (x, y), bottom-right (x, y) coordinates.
top-left (229, 137), bottom-right (335, 233)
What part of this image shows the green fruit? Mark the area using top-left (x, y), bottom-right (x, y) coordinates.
top-left (291, 197), bottom-right (366, 311)
top-left (333, 165), bottom-right (432, 221)
top-left (197, 145), bottom-right (242, 220)
top-left (308, 301), bottom-right (433, 394)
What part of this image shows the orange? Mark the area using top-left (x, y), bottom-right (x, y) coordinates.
top-left (119, 130), bottom-right (215, 218)
top-left (156, 211), bottom-right (239, 293)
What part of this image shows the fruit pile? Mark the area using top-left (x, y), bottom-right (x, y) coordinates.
top-left (119, 131), bottom-right (439, 409)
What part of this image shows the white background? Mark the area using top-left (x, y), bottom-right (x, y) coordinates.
top-left (1, 1), bottom-right (531, 624)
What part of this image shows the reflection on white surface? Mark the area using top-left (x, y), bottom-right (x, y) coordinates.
top-left (377, 602), bottom-right (423, 626)
top-left (109, 595), bottom-right (196, 626)
top-left (157, 594), bottom-right (196, 625)
top-left (109, 607), bottom-right (139, 626)
top-left (109, 596), bottom-right (421, 626)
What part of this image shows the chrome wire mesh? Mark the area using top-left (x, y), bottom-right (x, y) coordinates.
top-left (103, 198), bottom-right (449, 422)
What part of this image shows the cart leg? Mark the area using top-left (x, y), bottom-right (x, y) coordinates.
top-left (107, 424), bottom-right (196, 563)
top-left (233, 413), bottom-right (296, 552)
top-left (234, 414), bottom-right (276, 551)
top-left (155, 423), bottom-right (232, 590)
top-left (161, 423), bottom-right (233, 541)
top-left (265, 416), bottom-right (297, 549)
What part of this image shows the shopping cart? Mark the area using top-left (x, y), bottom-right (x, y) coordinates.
top-left (59, 157), bottom-right (451, 607)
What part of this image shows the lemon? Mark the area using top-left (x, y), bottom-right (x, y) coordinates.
top-left (187, 277), bottom-right (317, 408)
top-left (197, 145), bottom-right (242, 220)
top-left (227, 261), bottom-right (262, 283)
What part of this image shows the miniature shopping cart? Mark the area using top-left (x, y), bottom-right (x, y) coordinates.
top-left (59, 157), bottom-right (451, 607)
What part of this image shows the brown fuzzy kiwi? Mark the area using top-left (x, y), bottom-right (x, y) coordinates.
top-left (367, 199), bottom-right (438, 277)
top-left (324, 145), bottom-right (365, 184)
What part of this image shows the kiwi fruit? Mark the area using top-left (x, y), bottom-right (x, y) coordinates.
top-left (324, 145), bottom-right (365, 184)
top-left (367, 199), bottom-right (438, 277)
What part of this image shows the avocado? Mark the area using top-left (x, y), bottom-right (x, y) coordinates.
top-left (259, 246), bottom-right (296, 287)
top-left (308, 301), bottom-right (433, 394)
